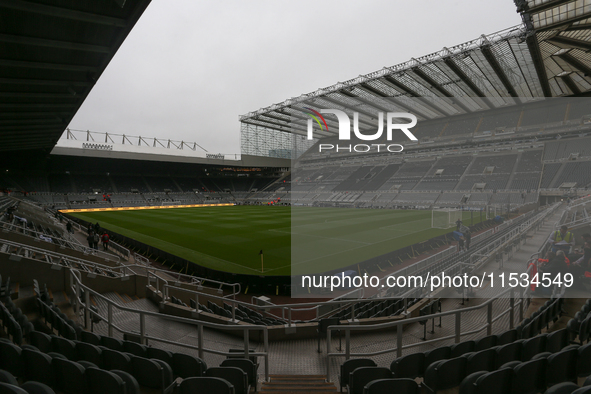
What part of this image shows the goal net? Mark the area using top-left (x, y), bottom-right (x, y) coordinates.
top-left (431, 208), bottom-right (463, 229)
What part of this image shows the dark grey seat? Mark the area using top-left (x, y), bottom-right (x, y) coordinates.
top-left (546, 348), bottom-right (578, 387)
top-left (220, 358), bottom-right (258, 390)
top-left (86, 367), bottom-right (126, 394)
top-left (22, 348), bottom-right (53, 386)
top-left (0, 370), bottom-right (18, 386)
top-left (52, 358), bottom-right (87, 394)
top-left (100, 337), bottom-right (123, 352)
top-left (130, 356), bottom-right (174, 394)
top-left (29, 332), bottom-right (52, 353)
top-left (206, 366), bottom-right (249, 394)
top-left (122, 341), bottom-right (147, 358)
top-left (147, 348), bottom-right (173, 369)
top-left (20, 382), bottom-right (56, 394)
top-left (341, 359), bottom-right (377, 391)
top-left (50, 336), bottom-right (77, 361)
top-left (75, 342), bottom-right (102, 368)
top-left (512, 358), bottom-right (547, 394)
top-left (543, 382), bottom-right (581, 394)
top-left (79, 331), bottom-right (101, 346)
top-left (172, 352), bottom-right (207, 379)
top-left (110, 370), bottom-right (140, 394)
top-left (390, 352), bottom-right (424, 379)
top-left (177, 377), bottom-right (234, 394)
top-left (0, 383), bottom-right (27, 394)
top-left (363, 378), bottom-right (418, 394)
top-left (101, 348), bottom-right (131, 373)
top-left (423, 357), bottom-right (467, 393)
top-left (0, 343), bottom-right (22, 378)
top-left (348, 367), bottom-right (393, 394)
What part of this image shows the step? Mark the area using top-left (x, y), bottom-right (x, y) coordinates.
top-left (261, 375), bottom-right (337, 393)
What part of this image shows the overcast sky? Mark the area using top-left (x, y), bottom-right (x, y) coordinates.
top-left (66, 0), bottom-right (523, 155)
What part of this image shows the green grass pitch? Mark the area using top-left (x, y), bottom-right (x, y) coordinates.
top-left (69, 206), bottom-right (482, 276)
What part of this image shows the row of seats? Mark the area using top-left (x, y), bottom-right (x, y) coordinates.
top-left (519, 297), bottom-right (564, 339)
top-left (0, 369), bottom-right (54, 394)
top-left (28, 331), bottom-right (259, 394)
top-left (0, 299), bottom-right (32, 345)
top-left (342, 339), bottom-right (589, 394)
top-left (568, 298), bottom-right (591, 344)
top-left (36, 297), bottom-right (78, 341)
top-left (340, 327), bottom-right (571, 391)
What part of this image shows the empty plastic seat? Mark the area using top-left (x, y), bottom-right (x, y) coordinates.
top-left (0, 342), bottom-right (22, 377)
top-left (29, 332), bottom-right (52, 353)
top-left (512, 358), bottom-right (547, 394)
top-left (578, 342), bottom-right (591, 377)
top-left (0, 370), bottom-right (17, 386)
top-left (52, 358), bottom-right (87, 394)
top-left (469, 368), bottom-right (513, 394)
top-left (465, 348), bottom-right (496, 375)
top-left (101, 348), bottom-right (131, 372)
top-left (206, 366), bottom-right (249, 394)
top-left (86, 367), bottom-right (126, 394)
top-left (75, 342), bottom-right (102, 369)
top-left (546, 348), bottom-right (578, 387)
top-left (0, 383), bottom-right (27, 394)
top-left (20, 382), bottom-right (56, 394)
top-left (496, 341), bottom-right (522, 368)
top-left (130, 356), bottom-right (174, 394)
top-left (147, 348), bottom-right (174, 368)
top-left (50, 336), bottom-right (77, 361)
top-left (544, 382), bottom-right (580, 394)
top-left (348, 367), bottom-right (393, 394)
top-left (547, 329), bottom-right (569, 353)
top-left (122, 341), bottom-right (147, 358)
top-left (100, 337), bottom-right (123, 352)
top-left (363, 378), bottom-right (418, 394)
top-left (109, 370), bottom-right (140, 394)
top-left (340, 359), bottom-right (377, 391)
top-left (177, 377), bottom-right (234, 394)
top-left (522, 335), bottom-right (547, 361)
top-left (496, 329), bottom-right (518, 346)
top-left (451, 341), bottom-right (475, 358)
top-left (22, 348), bottom-right (53, 386)
top-left (390, 352), bottom-right (424, 379)
top-left (220, 358), bottom-right (258, 390)
top-left (425, 346), bottom-right (451, 368)
top-left (474, 335), bottom-right (497, 351)
top-left (172, 352), bottom-right (207, 379)
top-left (573, 387), bottom-right (591, 394)
top-left (424, 357), bottom-right (467, 392)
top-left (80, 331), bottom-right (101, 346)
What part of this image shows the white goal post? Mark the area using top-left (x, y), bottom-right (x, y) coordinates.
top-left (431, 208), bottom-right (463, 229)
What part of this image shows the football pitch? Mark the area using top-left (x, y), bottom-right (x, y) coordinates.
top-left (69, 206), bottom-right (481, 276)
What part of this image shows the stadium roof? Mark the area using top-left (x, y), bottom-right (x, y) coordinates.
top-left (240, 0), bottom-right (591, 138)
top-left (0, 0), bottom-right (151, 153)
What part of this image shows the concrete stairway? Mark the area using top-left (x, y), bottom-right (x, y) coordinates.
top-left (260, 375), bottom-right (338, 393)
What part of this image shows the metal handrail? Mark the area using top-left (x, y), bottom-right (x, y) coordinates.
top-left (0, 238), bottom-right (124, 278)
top-left (68, 268), bottom-right (271, 381)
top-left (325, 285), bottom-right (526, 381)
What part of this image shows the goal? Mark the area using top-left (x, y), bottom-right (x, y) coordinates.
top-left (431, 208), bottom-right (463, 229)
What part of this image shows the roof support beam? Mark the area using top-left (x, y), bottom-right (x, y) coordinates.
top-left (411, 67), bottom-right (472, 113)
top-left (560, 73), bottom-right (582, 95)
top-left (525, 35), bottom-right (552, 97)
top-left (318, 95), bottom-right (384, 130)
top-left (555, 52), bottom-right (591, 77)
top-left (480, 45), bottom-right (521, 103)
top-left (0, 33), bottom-right (110, 53)
top-left (0, 0), bottom-right (127, 27)
top-left (382, 75), bottom-right (449, 116)
top-left (548, 35), bottom-right (591, 52)
top-left (357, 83), bottom-right (431, 119)
top-left (442, 58), bottom-right (495, 108)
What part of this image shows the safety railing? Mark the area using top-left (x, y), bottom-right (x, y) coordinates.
top-left (325, 285), bottom-right (528, 381)
top-left (68, 269), bottom-right (271, 381)
top-left (0, 239), bottom-right (124, 278)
